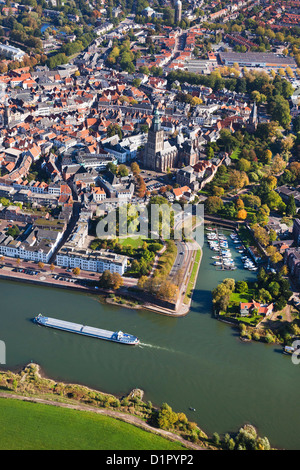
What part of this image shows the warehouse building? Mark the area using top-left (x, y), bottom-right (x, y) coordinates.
top-left (219, 52), bottom-right (297, 70)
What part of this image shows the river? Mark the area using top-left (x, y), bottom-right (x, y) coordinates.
top-left (0, 232), bottom-right (299, 450)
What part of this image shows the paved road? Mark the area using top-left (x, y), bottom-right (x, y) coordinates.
top-left (48, 201), bottom-right (81, 264)
top-left (0, 256), bottom-right (137, 290)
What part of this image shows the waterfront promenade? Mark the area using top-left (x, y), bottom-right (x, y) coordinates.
top-left (0, 247), bottom-right (200, 316)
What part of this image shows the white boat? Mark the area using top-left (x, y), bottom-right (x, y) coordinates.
top-left (34, 314), bottom-right (140, 345)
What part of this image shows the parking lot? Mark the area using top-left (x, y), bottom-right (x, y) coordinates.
top-left (0, 255), bottom-right (136, 291)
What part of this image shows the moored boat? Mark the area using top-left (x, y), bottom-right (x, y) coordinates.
top-left (33, 314), bottom-right (140, 345)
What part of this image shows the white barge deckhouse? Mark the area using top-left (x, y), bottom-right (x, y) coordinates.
top-left (34, 314), bottom-right (140, 345)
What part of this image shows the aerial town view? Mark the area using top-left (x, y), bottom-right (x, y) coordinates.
top-left (1, 0), bottom-right (300, 454)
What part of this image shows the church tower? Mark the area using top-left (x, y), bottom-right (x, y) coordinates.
top-left (144, 108), bottom-right (164, 171)
top-left (247, 102), bottom-right (258, 133)
top-left (3, 101), bottom-right (11, 128)
top-left (175, 0), bottom-right (182, 23)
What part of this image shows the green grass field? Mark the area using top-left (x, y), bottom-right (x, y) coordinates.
top-left (229, 291), bottom-right (253, 304)
top-left (118, 237), bottom-right (144, 248)
top-left (0, 398), bottom-right (186, 450)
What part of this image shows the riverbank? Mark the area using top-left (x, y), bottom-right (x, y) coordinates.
top-left (0, 249), bottom-right (201, 317)
top-left (217, 312), bottom-right (299, 350)
top-left (0, 363), bottom-right (274, 450)
top-left (0, 270), bottom-right (192, 317)
top-left (0, 239), bottom-right (295, 449)
top-left (0, 363), bottom-right (209, 450)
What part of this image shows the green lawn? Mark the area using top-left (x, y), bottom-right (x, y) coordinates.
top-left (0, 398), bottom-right (186, 450)
top-left (230, 291), bottom-right (254, 304)
top-left (118, 237), bottom-right (144, 248)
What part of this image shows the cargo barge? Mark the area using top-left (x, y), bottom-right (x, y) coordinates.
top-left (33, 314), bottom-right (140, 345)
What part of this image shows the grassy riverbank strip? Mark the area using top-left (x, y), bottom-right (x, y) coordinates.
top-left (184, 248), bottom-right (202, 305)
top-left (0, 363), bottom-right (210, 450)
top-left (0, 364), bottom-right (274, 450)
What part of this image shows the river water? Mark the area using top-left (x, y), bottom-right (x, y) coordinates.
top-left (0, 232), bottom-right (299, 449)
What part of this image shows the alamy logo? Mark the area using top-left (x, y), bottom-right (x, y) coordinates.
top-left (291, 340), bottom-right (300, 365)
top-left (96, 203), bottom-right (204, 248)
top-left (0, 340), bottom-right (6, 364)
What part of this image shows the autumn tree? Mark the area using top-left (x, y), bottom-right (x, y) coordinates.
top-left (264, 175), bottom-right (277, 191)
top-left (111, 272), bottom-right (124, 290)
top-left (137, 275), bottom-right (148, 289)
top-left (237, 209), bottom-right (247, 220)
top-left (251, 224), bottom-right (270, 247)
top-left (158, 280), bottom-right (178, 301)
top-left (204, 196), bottom-right (223, 214)
top-left (266, 246), bottom-right (283, 264)
top-left (236, 198), bottom-right (244, 210)
top-left (131, 161), bottom-right (140, 176)
top-left (212, 186), bottom-right (224, 197)
top-left (157, 403), bottom-right (179, 430)
top-left (237, 158), bottom-right (251, 172)
top-left (263, 149), bottom-right (272, 164)
top-left (212, 278), bottom-right (235, 312)
top-left (229, 170), bottom-right (249, 190)
top-left (99, 270), bottom-right (113, 288)
top-left (241, 194), bottom-right (261, 209)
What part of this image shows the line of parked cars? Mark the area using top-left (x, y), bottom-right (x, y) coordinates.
top-left (52, 275), bottom-right (77, 283)
top-left (13, 268), bottom-right (40, 275)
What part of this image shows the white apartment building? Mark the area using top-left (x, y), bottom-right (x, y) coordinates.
top-left (56, 249), bottom-right (128, 275)
top-left (0, 227), bottom-right (63, 263)
top-left (0, 43), bottom-right (25, 60)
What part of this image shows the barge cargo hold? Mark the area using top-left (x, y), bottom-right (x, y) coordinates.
top-left (33, 314), bottom-right (140, 345)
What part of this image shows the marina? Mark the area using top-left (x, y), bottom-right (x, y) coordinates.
top-left (206, 228), bottom-right (258, 272)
